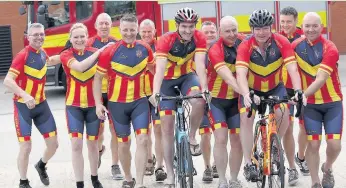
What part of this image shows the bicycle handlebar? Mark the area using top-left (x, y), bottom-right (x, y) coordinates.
top-left (154, 86), bottom-right (211, 116)
top-left (247, 90), bottom-right (303, 118)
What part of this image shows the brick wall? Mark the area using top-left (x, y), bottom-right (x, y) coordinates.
top-left (0, 2), bottom-right (27, 56)
top-left (330, 1), bottom-right (346, 54)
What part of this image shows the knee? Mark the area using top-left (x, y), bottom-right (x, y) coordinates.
top-left (230, 135), bottom-right (242, 150)
top-left (201, 133), bottom-right (211, 142)
top-left (308, 141), bottom-right (320, 152)
top-left (20, 142), bottom-right (32, 155)
top-left (71, 141), bottom-right (83, 153)
top-left (327, 141), bottom-right (341, 153)
top-left (191, 98), bottom-right (205, 108)
top-left (118, 141), bottom-right (131, 152)
top-left (136, 134), bottom-right (149, 147)
top-left (50, 140), bottom-right (59, 151)
top-left (214, 134), bottom-right (228, 146)
top-left (154, 126), bottom-right (162, 137)
top-left (285, 125), bottom-right (294, 135)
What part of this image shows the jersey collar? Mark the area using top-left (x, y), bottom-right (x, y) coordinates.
top-left (96, 35), bottom-right (110, 43)
top-left (280, 27), bottom-right (302, 39)
top-left (28, 45), bottom-right (41, 54)
top-left (120, 40), bottom-right (136, 48)
top-left (72, 47), bottom-right (86, 56)
top-left (307, 35), bottom-right (323, 46)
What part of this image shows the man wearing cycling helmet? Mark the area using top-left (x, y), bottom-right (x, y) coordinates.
top-left (149, 7), bottom-right (209, 186)
top-left (235, 9), bottom-right (304, 181)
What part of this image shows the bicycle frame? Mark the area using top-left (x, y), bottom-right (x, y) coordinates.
top-left (175, 99), bottom-right (188, 145)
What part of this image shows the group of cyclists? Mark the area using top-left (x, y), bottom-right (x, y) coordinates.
top-left (3, 5), bottom-right (342, 188)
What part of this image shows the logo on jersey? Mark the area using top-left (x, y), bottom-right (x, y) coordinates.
top-left (136, 50), bottom-right (142, 58)
top-left (269, 48), bottom-right (276, 57)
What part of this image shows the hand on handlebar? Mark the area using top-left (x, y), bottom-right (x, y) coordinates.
top-left (243, 91), bottom-right (260, 108)
top-left (149, 93), bottom-right (159, 108)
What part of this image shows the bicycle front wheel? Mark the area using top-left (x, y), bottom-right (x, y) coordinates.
top-left (178, 136), bottom-right (194, 188)
top-left (268, 133), bottom-right (285, 188)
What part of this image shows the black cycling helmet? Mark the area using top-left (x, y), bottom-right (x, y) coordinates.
top-left (174, 7), bottom-right (199, 24)
top-left (249, 9), bottom-right (274, 28)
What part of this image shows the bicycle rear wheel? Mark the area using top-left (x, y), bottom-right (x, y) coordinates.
top-left (254, 123), bottom-right (266, 188)
top-left (178, 136), bottom-right (193, 188)
top-left (268, 133), bottom-right (285, 188)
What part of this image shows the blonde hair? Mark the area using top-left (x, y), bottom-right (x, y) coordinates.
top-left (69, 23), bottom-right (88, 38)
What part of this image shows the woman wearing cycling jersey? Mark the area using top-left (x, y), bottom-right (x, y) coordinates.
top-left (60, 23), bottom-right (113, 188)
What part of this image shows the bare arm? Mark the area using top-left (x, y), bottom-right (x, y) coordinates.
top-left (194, 53), bottom-right (208, 91)
top-left (216, 66), bottom-right (240, 94)
top-left (303, 70), bottom-right (329, 97)
top-left (236, 67), bottom-right (249, 95)
top-left (93, 72), bottom-right (104, 106)
top-left (47, 55), bottom-right (61, 66)
top-left (69, 50), bottom-right (101, 72)
top-left (286, 62), bottom-right (302, 90)
top-left (152, 57), bottom-right (167, 95)
top-left (3, 73), bottom-right (28, 97)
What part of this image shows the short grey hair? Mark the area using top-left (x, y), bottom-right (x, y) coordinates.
top-left (27, 23), bottom-right (44, 34)
top-left (140, 19), bottom-right (155, 29)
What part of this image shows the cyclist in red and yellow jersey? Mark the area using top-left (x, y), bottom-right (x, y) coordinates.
top-left (86, 13), bottom-right (123, 180)
top-left (4, 23), bottom-right (59, 188)
top-left (293, 12), bottom-right (343, 188)
top-left (94, 14), bottom-right (155, 188)
top-left (279, 6), bottom-right (308, 185)
top-left (235, 9), bottom-right (304, 181)
top-left (60, 23), bottom-right (112, 188)
top-left (149, 7), bottom-right (209, 186)
top-left (200, 21), bottom-right (218, 182)
top-left (139, 18), bottom-right (167, 182)
top-left (207, 16), bottom-right (245, 188)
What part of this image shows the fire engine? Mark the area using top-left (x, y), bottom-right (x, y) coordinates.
top-left (19, 1), bottom-right (331, 90)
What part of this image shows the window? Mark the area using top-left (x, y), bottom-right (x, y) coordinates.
top-left (76, 1), bottom-right (93, 21)
top-left (104, 1), bottom-right (136, 22)
top-left (42, 1), bottom-right (70, 28)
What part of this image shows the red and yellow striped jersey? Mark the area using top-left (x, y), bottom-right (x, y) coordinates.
top-left (236, 33), bottom-right (296, 92)
top-left (87, 35), bottom-right (117, 94)
top-left (292, 36), bottom-right (342, 104)
top-left (60, 47), bottom-right (98, 108)
top-left (156, 30), bottom-right (207, 79)
top-left (144, 40), bottom-right (156, 96)
top-left (97, 40), bottom-right (154, 103)
top-left (207, 36), bottom-right (245, 99)
top-left (8, 46), bottom-right (48, 104)
top-left (280, 27), bottom-right (303, 89)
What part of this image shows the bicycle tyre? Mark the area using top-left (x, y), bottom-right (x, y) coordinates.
top-left (254, 123), bottom-right (266, 188)
top-left (268, 133), bottom-right (285, 188)
top-left (179, 136), bottom-right (193, 188)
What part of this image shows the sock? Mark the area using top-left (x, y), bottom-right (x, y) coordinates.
top-left (38, 158), bottom-right (47, 169)
top-left (20, 179), bottom-right (29, 185)
top-left (76, 181), bottom-right (84, 188)
top-left (296, 153), bottom-right (305, 162)
top-left (91, 175), bottom-right (98, 183)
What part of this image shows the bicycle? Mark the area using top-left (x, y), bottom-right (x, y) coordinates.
top-left (154, 86), bottom-right (210, 188)
top-left (247, 90), bottom-right (303, 188)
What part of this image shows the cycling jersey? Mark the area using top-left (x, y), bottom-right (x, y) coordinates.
top-left (292, 36), bottom-right (342, 104)
top-left (236, 33), bottom-right (296, 92)
top-left (144, 40), bottom-right (156, 96)
top-left (156, 30), bottom-right (207, 79)
top-left (87, 35), bottom-right (117, 94)
top-left (97, 40), bottom-right (154, 103)
top-left (60, 47), bottom-right (98, 108)
top-left (207, 35), bottom-right (245, 99)
top-left (280, 27), bottom-right (303, 90)
top-left (9, 46), bottom-right (48, 104)
top-left (9, 46), bottom-right (57, 142)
